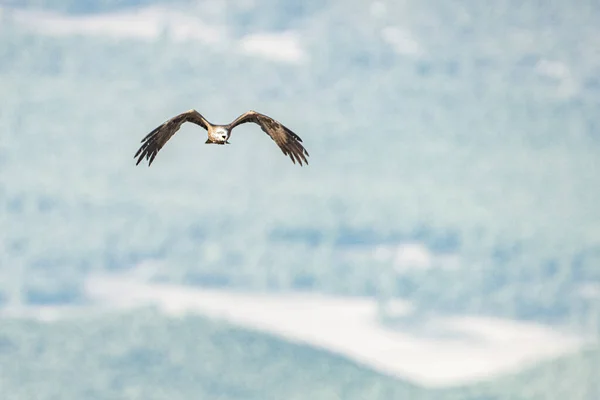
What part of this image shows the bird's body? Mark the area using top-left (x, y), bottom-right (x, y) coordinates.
top-left (134, 109), bottom-right (309, 166)
top-left (206, 125), bottom-right (231, 144)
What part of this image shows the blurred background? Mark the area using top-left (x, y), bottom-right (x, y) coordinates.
top-left (0, 0), bottom-right (599, 399)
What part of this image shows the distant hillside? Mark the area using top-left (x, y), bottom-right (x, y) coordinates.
top-left (1, 309), bottom-right (598, 399)
top-left (0, 309), bottom-right (438, 400)
top-left (454, 344), bottom-right (600, 400)
top-left (1, 0), bottom-right (599, 333)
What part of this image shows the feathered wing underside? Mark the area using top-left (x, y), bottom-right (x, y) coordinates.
top-left (134, 109), bottom-right (210, 166)
top-left (228, 110), bottom-right (309, 166)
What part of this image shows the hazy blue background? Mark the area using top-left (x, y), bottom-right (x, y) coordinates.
top-left (0, 0), bottom-right (599, 399)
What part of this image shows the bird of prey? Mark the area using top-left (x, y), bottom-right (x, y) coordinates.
top-left (134, 109), bottom-right (309, 167)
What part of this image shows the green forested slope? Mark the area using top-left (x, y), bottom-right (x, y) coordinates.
top-left (0, 310), bottom-right (436, 400)
top-left (453, 345), bottom-right (600, 400)
top-left (1, 311), bottom-right (598, 400)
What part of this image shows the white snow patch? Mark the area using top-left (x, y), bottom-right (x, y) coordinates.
top-left (373, 242), bottom-right (460, 272)
top-left (239, 31), bottom-right (307, 64)
top-left (370, 1), bottom-right (387, 18)
top-left (381, 26), bottom-right (422, 56)
top-left (8, 7), bottom-right (308, 64)
top-left (375, 242), bottom-right (432, 270)
top-left (9, 6), bottom-right (228, 44)
top-left (534, 59), bottom-right (580, 99)
top-left (535, 59), bottom-right (570, 80)
top-left (81, 273), bottom-right (587, 388)
top-left (578, 283), bottom-right (600, 300)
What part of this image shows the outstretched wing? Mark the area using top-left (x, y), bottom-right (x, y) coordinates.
top-left (227, 110), bottom-right (309, 166)
top-left (134, 109), bottom-right (210, 166)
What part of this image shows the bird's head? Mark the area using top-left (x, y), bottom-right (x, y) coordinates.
top-left (211, 127), bottom-right (230, 144)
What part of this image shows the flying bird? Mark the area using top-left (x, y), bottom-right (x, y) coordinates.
top-left (134, 109), bottom-right (309, 167)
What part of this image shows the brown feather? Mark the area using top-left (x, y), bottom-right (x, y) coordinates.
top-left (134, 109), bottom-right (210, 166)
top-left (227, 110), bottom-right (309, 166)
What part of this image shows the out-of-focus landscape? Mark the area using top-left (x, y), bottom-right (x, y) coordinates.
top-left (1, 0), bottom-right (599, 399)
